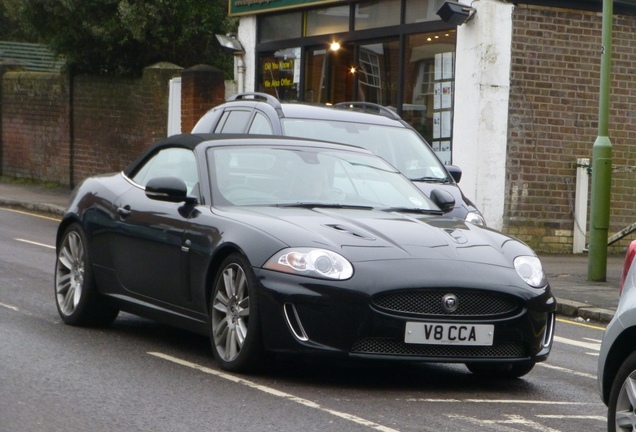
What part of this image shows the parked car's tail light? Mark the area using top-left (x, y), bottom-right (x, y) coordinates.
top-left (619, 241), bottom-right (636, 296)
top-left (514, 256), bottom-right (546, 288)
top-left (264, 248), bottom-right (354, 280)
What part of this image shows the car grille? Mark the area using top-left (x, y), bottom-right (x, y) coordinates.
top-left (351, 337), bottom-right (526, 359)
top-left (371, 289), bottom-right (519, 317)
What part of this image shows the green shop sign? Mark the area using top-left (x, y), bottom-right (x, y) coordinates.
top-left (229, 0), bottom-right (343, 16)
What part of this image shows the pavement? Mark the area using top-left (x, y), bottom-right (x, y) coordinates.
top-left (0, 180), bottom-right (626, 324)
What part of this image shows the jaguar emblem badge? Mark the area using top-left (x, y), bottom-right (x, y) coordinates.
top-left (442, 294), bottom-right (458, 313)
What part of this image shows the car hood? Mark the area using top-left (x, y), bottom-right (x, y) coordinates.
top-left (216, 206), bottom-right (533, 267)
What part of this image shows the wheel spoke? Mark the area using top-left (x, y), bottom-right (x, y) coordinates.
top-left (227, 328), bottom-right (238, 359)
top-left (63, 285), bottom-right (76, 312)
top-left (223, 267), bottom-right (236, 298)
top-left (236, 320), bottom-right (247, 346)
top-left (615, 409), bottom-right (636, 429)
top-left (58, 247), bottom-right (74, 271)
top-left (625, 376), bottom-right (636, 408)
top-left (215, 316), bottom-right (229, 339)
top-left (235, 271), bottom-right (247, 300)
top-left (213, 291), bottom-right (229, 312)
top-left (68, 232), bottom-right (82, 261)
top-left (56, 274), bottom-right (71, 293)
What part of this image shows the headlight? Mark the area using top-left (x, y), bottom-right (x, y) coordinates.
top-left (465, 211), bottom-right (486, 226)
top-left (514, 256), bottom-right (546, 288)
top-left (264, 248), bottom-right (353, 280)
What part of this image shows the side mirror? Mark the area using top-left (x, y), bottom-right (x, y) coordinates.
top-left (445, 165), bottom-right (462, 183)
top-left (145, 177), bottom-right (195, 203)
top-left (430, 188), bottom-right (455, 213)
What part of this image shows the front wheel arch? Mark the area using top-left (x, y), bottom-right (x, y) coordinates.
top-left (54, 222), bottom-right (119, 327)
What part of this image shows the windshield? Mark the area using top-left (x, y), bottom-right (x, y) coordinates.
top-left (208, 145), bottom-right (438, 210)
top-left (281, 118), bottom-right (449, 182)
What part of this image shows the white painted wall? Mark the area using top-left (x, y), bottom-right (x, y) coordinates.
top-left (238, 16), bottom-right (257, 92)
top-left (453, 0), bottom-right (514, 230)
top-left (167, 77), bottom-right (181, 136)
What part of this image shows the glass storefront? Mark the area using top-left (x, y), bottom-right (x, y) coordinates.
top-left (255, 0), bottom-right (455, 162)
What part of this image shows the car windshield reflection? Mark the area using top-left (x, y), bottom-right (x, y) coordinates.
top-left (208, 146), bottom-right (437, 210)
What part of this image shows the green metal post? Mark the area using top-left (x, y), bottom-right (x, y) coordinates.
top-left (588, 0), bottom-right (613, 281)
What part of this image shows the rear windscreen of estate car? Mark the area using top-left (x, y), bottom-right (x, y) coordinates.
top-left (280, 119), bottom-right (448, 182)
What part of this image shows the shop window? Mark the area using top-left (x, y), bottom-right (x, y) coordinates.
top-left (356, 42), bottom-right (399, 106)
top-left (306, 6), bottom-right (350, 36)
top-left (304, 47), bottom-right (328, 103)
top-left (355, 0), bottom-right (401, 30)
top-left (257, 48), bottom-right (301, 101)
top-left (259, 12), bottom-right (302, 42)
top-left (403, 31), bottom-right (456, 164)
top-left (405, 0), bottom-right (447, 24)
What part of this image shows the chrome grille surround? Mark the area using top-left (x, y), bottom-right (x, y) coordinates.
top-left (371, 289), bottom-right (520, 317)
top-left (351, 337), bottom-right (526, 358)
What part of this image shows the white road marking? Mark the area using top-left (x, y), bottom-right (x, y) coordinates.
top-left (148, 352), bottom-right (400, 432)
top-left (537, 415), bottom-right (605, 421)
top-left (583, 337), bottom-right (602, 343)
top-left (15, 238), bottom-right (55, 249)
top-left (407, 398), bottom-right (593, 405)
top-left (0, 302), bottom-right (19, 311)
top-left (537, 362), bottom-right (596, 379)
top-left (554, 335), bottom-right (601, 351)
top-left (447, 414), bottom-right (561, 432)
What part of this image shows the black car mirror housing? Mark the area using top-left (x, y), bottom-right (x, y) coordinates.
top-left (145, 177), bottom-right (196, 203)
top-left (430, 188), bottom-right (456, 213)
top-left (445, 165), bottom-right (462, 183)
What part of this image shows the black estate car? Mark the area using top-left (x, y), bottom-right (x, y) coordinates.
top-left (55, 133), bottom-right (555, 377)
top-left (192, 92), bottom-right (485, 226)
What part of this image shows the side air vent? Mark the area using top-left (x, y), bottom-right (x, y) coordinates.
top-left (283, 303), bottom-right (309, 341)
top-left (325, 224), bottom-right (375, 240)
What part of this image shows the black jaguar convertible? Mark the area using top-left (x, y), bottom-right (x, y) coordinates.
top-left (54, 134), bottom-right (555, 378)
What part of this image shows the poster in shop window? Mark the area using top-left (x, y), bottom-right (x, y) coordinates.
top-left (432, 52), bottom-right (454, 165)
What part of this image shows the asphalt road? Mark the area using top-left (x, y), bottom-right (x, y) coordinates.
top-left (0, 207), bottom-right (610, 432)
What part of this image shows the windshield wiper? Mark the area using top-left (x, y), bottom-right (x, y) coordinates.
top-left (381, 207), bottom-right (441, 214)
top-left (411, 176), bottom-right (450, 183)
top-left (274, 203), bottom-right (375, 210)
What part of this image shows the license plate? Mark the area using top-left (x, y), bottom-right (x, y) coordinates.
top-left (405, 322), bottom-right (494, 346)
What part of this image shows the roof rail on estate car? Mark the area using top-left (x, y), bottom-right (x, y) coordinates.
top-left (228, 92), bottom-right (282, 109)
top-left (228, 92), bottom-right (284, 116)
top-left (334, 101), bottom-right (402, 121)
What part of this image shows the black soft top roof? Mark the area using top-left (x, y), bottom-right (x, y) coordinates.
top-left (122, 133), bottom-right (371, 177)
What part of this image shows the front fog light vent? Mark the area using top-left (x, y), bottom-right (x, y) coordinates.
top-left (284, 303), bottom-right (309, 342)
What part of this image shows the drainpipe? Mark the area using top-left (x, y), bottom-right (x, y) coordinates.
top-left (236, 54), bottom-right (245, 94)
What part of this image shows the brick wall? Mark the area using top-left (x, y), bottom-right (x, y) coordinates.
top-left (507, 5), bottom-right (636, 252)
top-left (180, 65), bottom-right (225, 133)
top-left (1, 71), bottom-right (70, 183)
top-left (1, 63), bottom-right (187, 186)
top-left (71, 63), bottom-right (183, 184)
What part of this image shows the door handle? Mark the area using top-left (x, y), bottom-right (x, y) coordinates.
top-left (117, 205), bottom-right (132, 219)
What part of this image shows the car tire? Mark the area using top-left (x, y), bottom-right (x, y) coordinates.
top-left (608, 351), bottom-right (636, 432)
top-left (465, 361), bottom-right (535, 379)
top-left (210, 253), bottom-right (265, 372)
top-left (54, 223), bottom-right (119, 326)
